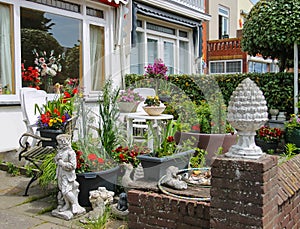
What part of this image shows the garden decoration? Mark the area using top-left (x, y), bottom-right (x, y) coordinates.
top-left (160, 166), bottom-right (187, 190)
top-left (137, 118), bottom-right (195, 181)
top-left (52, 134), bottom-right (86, 221)
top-left (73, 80), bottom-right (122, 207)
top-left (144, 58), bottom-right (168, 93)
top-left (81, 187), bottom-right (115, 224)
top-left (117, 88), bottom-right (143, 113)
top-left (111, 192), bottom-right (129, 220)
top-left (226, 78), bottom-right (268, 159)
top-left (34, 81), bottom-right (79, 147)
top-left (142, 95), bottom-right (166, 116)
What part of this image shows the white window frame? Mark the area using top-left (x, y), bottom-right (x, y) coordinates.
top-left (133, 16), bottom-right (192, 75)
top-left (218, 5), bottom-right (229, 39)
top-left (209, 59), bottom-right (242, 74)
top-left (0, 0), bottom-right (114, 104)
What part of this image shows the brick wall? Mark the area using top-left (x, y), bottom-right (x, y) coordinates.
top-left (127, 190), bottom-right (210, 229)
top-left (210, 155), bottom-right (279, 229)
top-left (277, 156), bottom-right (300, 229)
top-left (127, 154), bottom-right (300, 229)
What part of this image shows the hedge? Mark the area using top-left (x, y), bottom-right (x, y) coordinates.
top-left (125, 72), bottom-right (296, 116)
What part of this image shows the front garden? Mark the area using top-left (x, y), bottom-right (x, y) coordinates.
top-left (1, 62), bottom-right (300, 227)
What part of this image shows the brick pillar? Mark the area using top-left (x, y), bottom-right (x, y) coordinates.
top-left (210, 154), bottom-right (278, 229)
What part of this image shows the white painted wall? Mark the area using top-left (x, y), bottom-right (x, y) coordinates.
top-left (0, 106), bottom-right (26, 152)
top-left (208, 0), bottom-right (254, 40)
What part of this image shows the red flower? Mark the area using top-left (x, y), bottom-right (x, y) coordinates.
top-left (88, 153), bottom-right (97, 161)
top-left (72, 88), bottom-right (78, 95)
top-left (64, 91), bottom-right (71, 98)
top-left (97, 158), bottom-right (104, 163)
top-left (167, 136), bottom-right (174, 142)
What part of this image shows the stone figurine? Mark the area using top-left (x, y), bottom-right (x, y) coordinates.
top-left (161, 166), bottom-right (187, 190)
top-left (81, 187), bottom-right (115, 223)
top-left (117, 192), bottom-right (128, 211)
top-left (52, 134), bottom-right (86, 220)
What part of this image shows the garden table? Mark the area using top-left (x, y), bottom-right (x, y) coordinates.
top-left (126, 113), bottom-right (173, 152)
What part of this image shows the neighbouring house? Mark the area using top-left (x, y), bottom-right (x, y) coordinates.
top-left (0, 0), bottom-right (211, 152)
top-left (205, 0), bottom-right (279, 74)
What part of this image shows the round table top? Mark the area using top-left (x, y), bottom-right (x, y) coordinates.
top-left (126, 112), bottom-right (174, 120)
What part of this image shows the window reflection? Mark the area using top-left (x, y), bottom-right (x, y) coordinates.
top-left (20, 8), bottom-right (81, 93)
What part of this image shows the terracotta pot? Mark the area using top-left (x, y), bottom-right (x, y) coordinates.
top-left (174, 131), bottom-right (237, 166)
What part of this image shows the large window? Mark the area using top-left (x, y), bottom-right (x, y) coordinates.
top-left (21, 7), bottom-right (81, 93)
top-left (210, 60), bottom-right (242, 74)
top-left (218, 6), bottom-right (229, 39)
top-left (0, 3), bottom-right (13, 94)
top-left (0, 0), bottom-right (109, 101)
top-left (131, 20), bottom-right (191, 75)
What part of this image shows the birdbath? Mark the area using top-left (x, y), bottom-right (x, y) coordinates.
top-left (225, 78), bottom-right (268, 159)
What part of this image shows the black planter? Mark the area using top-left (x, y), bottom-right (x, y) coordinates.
top-left (285, 128), bottom-right (300, 148)
top-left (38, 128), bottom-right (64, 147)
top-left (76, 166), bottom-right (120, 207)
top-left (137, 149), bottom-right (195, 182)
top-left (255, 138), bottom-right (278, 153)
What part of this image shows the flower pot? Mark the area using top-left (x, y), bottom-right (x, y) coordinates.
top-left (142, 106), bottom-right (166, 116)
top-left (118, 102), bottom-right (138, 113)
top-left (136, 149), bottom-right (195, 182)
top-left (174, 131), bottom-right (237, 166)
top-left (255, 138), bottom-right (278, 153)
top-left (76, 166), bottom-right (120, 207)
top-left (38, 128), bottom-right (64, 147)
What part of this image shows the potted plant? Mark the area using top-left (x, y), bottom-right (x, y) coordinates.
top-left (285, 114), bottom-right (300, 148)
top-left (74, 80), bottom-right (123, 207)
top-left (255, 125), bottom-right (283, 153)
top-left (142, 95), bottom-right (166, 116)
top-left (117, 88), bottom-right (143, 113)
top-left (73, 138), bottom-right (120, 207)
top-left (144, 58), bottom-right (168, 93)
top-left (137, 117), bottom-right (195, 181)
top-left (34, 81), bottom-right (79, 147)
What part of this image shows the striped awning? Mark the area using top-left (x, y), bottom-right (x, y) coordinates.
top-left (98, 0), bottom-right (128, 7)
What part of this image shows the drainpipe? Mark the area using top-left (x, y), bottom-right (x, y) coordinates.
top-left (294, 41), bottom-right (298, 114)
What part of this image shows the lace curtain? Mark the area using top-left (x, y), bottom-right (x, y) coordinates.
top-left (0, 4), bottom-right (12, 93)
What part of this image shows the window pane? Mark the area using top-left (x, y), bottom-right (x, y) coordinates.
top-left (21, 8), bottom-right (81, 92)
top-left (179, 41), bottom-right (189, 74)
top-left (0, 3), bottom-right (13, 94)
top-left (130, 32), bottom-right (144, 74)
top-left (147, 38), bottom-right (158, 64)
top-left (210, 62), bottom-right (224, 74)
top-left (226, 61), bottom-right (241, 73)
top-left (90, 25), bottom-right (105, 91)
top-left (164, 41), bottom-right (174, 74)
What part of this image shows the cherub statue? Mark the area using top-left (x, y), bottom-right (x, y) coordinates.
top-left (52, 134), bottom-right (86, 220)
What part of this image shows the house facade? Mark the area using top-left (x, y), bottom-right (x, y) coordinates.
top-left (0, 0), bottom-right (210, 152)
top-left (205, 0), bottom-right (279, 74)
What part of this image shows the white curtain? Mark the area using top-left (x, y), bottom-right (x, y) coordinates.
top-left (0, 4), bottom-right (12, 91)
top-left (90, 25), bottom-right (104, 91)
